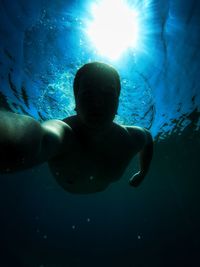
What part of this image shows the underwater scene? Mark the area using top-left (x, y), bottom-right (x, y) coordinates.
top-left (0, 0), bottom-right (200, 266)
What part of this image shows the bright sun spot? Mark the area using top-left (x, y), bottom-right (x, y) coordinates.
top-left (86, 0), bottom-right (139, 60)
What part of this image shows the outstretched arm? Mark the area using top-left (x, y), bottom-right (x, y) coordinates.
top-left (0, 111), bottom-right (43, 172)
top-left (0, 111), bottom-right (71, 173)
top-left (129, 128), bottom-right (154, 187)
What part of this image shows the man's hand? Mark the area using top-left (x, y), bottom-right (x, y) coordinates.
top-left (129, 172), bottom-right (145, 187)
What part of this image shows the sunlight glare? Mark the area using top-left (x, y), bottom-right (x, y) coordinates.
top-left (86, 0), bottom-right (139, 60)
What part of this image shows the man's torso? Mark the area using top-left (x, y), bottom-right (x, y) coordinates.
top-left (48, 116), bottom-right (141, 194)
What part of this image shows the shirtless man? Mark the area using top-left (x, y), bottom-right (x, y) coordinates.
top-left (0, 62), bottom-right (153, 194)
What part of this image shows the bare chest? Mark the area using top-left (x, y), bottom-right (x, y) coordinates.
top-left (48, 132), bottom-right (135, 194)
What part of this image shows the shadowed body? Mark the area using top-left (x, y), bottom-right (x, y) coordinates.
top-left (0, 62), bottom-right (153, 194)
top-left (49, 116), bottom-right (143, 194)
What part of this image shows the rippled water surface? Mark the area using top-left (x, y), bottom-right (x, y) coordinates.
top-left (0, 0), bottom-right (199, 138)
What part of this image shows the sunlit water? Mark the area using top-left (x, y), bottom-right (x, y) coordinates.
top-left (0, 0), bottom-right (199, 139)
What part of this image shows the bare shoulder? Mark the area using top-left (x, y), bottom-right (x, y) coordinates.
top-left (41, 119), bottom-right (72, 136)
top-left (40, 119), bottom-right (74, 160)
top-left (125, 125), bottom-right (153, 150)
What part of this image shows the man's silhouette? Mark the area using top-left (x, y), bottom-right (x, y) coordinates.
top-left (0, 62), bottom-right (153, 194)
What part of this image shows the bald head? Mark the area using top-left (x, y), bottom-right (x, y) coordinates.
top-left (73, 62), bottom-right (121, 100)
top-left (73, 62), bottom-right (120, 131)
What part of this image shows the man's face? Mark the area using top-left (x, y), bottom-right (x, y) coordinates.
top-left (75, 70), bottom-right (119, 131)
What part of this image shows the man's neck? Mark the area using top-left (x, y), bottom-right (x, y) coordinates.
top-left (76, 116), bottom-right (114, 142)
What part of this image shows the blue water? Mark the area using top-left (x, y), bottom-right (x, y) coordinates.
top-left (0, 0), bottom-right (200, 266)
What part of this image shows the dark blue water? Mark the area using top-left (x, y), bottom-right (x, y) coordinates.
top-left (0, 0), bottom-right (200, 266)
